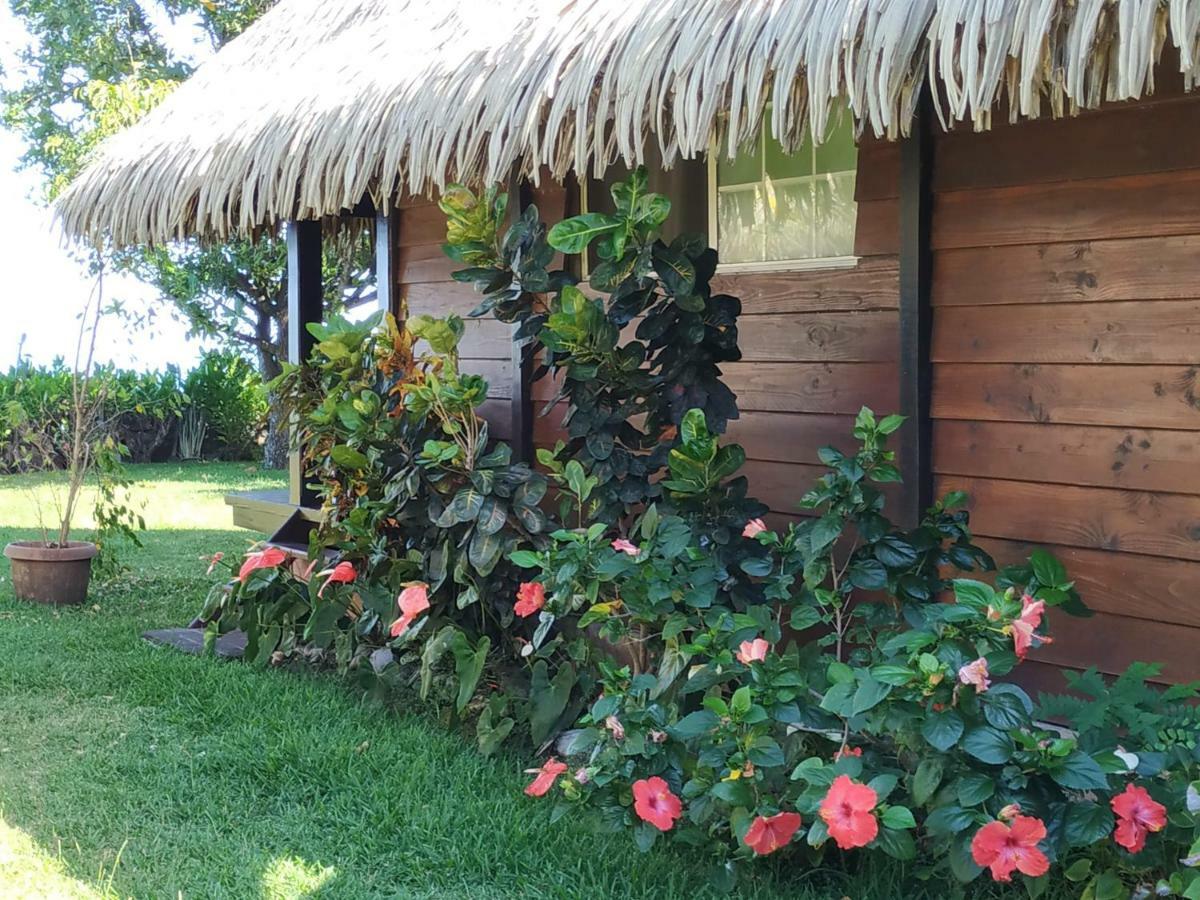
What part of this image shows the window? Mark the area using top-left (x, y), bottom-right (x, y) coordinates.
top-left (710, 107), bottom-right (858, 270)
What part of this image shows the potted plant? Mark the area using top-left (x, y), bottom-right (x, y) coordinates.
top-left (4, 276), bottom-right (140, 605)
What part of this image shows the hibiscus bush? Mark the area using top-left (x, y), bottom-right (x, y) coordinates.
top-left (198, 172), bottom-right (1200, 897)
top-left (516, 412), bottom-right (1200, 896)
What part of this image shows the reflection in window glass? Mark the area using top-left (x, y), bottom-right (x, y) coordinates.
top-left (715, 107), bottom-right (858, 266)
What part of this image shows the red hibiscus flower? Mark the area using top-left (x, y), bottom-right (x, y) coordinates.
top-left (514, 582), bottom-right (546, 618)
top-left (1111, 783), bottom-right (1167, 853)
top-left (389, 582), bottom-right (430, 638)
top-left (736, 638), bottom-right (769, 664)
top-left (524, 757), bottom-right (568, 797)
top-left (1011, 594), bottom-right (1052, 659)
top-left (611, 538), bottom-right (639, 556)
top-left (742, 518), bottom-right (766, 539)
top-left (744, 811), bottom-right (803, 856)
top-left (971, 815), bottom-right (1050, 882)
top-left (317, 561), bottom-right (356, 598)
top-left (238, 546), bottom-right (288, 582)
top-left (632, 776), bottom-right (682, 832)
top-left (819, 775), bottom-right (878, 849)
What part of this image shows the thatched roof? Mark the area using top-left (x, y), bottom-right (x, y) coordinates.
top-left (58, 0), bottom-right (1199, 247)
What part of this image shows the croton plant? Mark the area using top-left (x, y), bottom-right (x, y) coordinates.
top-left (199, 173), bottom-right (1200, 896)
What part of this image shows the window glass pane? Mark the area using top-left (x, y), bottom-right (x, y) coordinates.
top-left (813, 110), bottom-right (857, 175)
top-left (812, 171), bottom-right (857, 258)
top-left (715, 104), bottom-right (858, 266)
top-left (717, 186), bottom-right (767, 263)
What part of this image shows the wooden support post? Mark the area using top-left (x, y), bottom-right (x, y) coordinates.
top-left (897, 90), bottom-right (935, 528)
top-left (375, 207), bottom-right (400, 317)
top-left (287, 219), bottom-right (323, 507)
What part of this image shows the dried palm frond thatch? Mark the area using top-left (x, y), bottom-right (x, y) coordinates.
top-left (57, 0), bottom-right (1200, 247)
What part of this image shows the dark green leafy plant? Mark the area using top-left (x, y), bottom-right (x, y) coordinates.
top-left (440, 169), bottom-right (754, 541)
top-left (184, 350), bottom-right (268, 460)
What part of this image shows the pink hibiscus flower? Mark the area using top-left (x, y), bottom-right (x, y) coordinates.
top-left (971, 815), bottom-right (1050, 882)
top-left (611, 539), bottom-right (639, 556)
top-left (819, 775), bottom-right (878, 850)
top-left (1112, 783), bottom-right (1167, 853)
top-left (736, 638), bottom-right (769, 664)
top-left (1011, 594), bottom-right (1052, 659)
top-left (744, 811), bottom-right (803, 856)
top-left (632, 776), bottom-right (682, 832)
top-left (957, 657), bottom-right (991, 692)
top-left (742, 518), bottom-right (767, 539)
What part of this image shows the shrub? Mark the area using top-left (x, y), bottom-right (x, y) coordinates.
top-left (200, 173), bottom-right (1200, 897)
top-left (184, 350), bottom-right (267, 460)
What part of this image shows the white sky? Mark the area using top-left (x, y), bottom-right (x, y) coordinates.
top-left (0, 3), bottom-right (215, 373)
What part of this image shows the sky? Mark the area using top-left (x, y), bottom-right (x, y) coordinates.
top-left (0, 3), bottom-right (215, 373)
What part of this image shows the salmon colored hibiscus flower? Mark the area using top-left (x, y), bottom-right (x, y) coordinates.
top-left (524, 757), bottom-right (568, 797)
top-left (958, 657), bottom-right (991, 692)
top-left (238, 546), bottom-right (288, 582)
top-left (819, 775), bottom-right (878, 849)
top-left (736, 638), bottom-right (769, 664)
top-left (1010, 594), bottom-right (1052, 659)
top-left (389, 582), bottom-right (430, 638)
top-left (742, 518), bottom-right (766, 538)
top-left (514, 582), bottom-right (546, 618)
top-left (744, 811), bottom-right (803, 856)
top-left (317, 561), bottom-right (356, 598)
top-left (971, 815), bottom-right (1050, 882)
top-left (632, 776), bottom-right (682, 832)
top-left (1111, 783), bottom-right (1167, 853)
top-left (611, 538), bottom-right (639, 556)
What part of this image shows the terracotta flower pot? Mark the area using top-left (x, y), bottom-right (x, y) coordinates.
top-left (4, 541), bottom-right (98, 606)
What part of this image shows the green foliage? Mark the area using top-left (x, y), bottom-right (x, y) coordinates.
top-left (183, 350), bottom-right (267, 460)
top-left (441, 169), bottom-right (758, 539)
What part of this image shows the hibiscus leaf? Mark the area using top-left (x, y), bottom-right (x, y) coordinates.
top-left (633, 822), bottom-right (658, 853)
top-left (911, 759), bottom-right (944, 806)
top-left (1064, 801), bottom-right (1114, 847)
top-left (851, 675), bottom-right (891, 716)
top-left (669, 710), bottom-right (720, 741)
top-left (1052, 750), bottom-right (1110, 791)
top-left (873, 826), bottom-right (916, 860)
top-left (747, 736), bottom-right (785, 768)
top-left (983, 687), bottom-right (1032, 730)
top-left (962, 726), bottom-right (1015, 765)
top-left (881, 806), bottom-right (917, 830)
top-left (955, 772), bottom-right (995, 807)
top-left (921, 708), bottom-right (964, 752)
top-left (925, 804), bottom-right (976, 837)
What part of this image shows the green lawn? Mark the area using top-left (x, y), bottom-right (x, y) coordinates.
top-left (0, 463), bottom-right (1032, 899)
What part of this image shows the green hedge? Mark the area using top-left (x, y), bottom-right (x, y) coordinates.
top-left (0, 350), bottom-right (268, 472)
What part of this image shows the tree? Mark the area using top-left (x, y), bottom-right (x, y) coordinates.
top-left (2, 0), bottom-right (373, 467)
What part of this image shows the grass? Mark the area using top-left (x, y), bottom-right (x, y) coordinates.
top-left (0, 462), bottom-right (1041, 899)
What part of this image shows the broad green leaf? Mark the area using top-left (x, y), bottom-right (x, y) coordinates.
top-left (528, 661), bottom-right (576, 745)
top-left (547, 213), bottom-right (621, 253)
top-left (1064, 801), bottom-right (1113, 847)
top-left (962, 727), bottom-right (1015, 765)
top-left (912, 758), bottom-right (943, 806)
top-left (921, 708), bottom-right (964, 752)
top-left (1052, 750), bottom-right (1109, 791)
top-left (329, 444), bottom-right (370, 470)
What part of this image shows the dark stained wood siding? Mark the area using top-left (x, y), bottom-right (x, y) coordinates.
top-left (530, 138), bottom-right (902, 519)
top-left (930, 97), bottom-right (1200, 684)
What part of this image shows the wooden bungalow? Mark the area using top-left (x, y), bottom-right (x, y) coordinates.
top-left (58, 0), bottom-right (1200, 688)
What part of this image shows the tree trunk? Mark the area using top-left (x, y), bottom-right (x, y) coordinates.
top-left (259, 314), bottom-right (289, 470)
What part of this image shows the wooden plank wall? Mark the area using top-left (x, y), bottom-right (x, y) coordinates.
top-left (531, 139), bottom-right (903, 527)
top-left (394, 193), bottom-right (514, 439)
top-left (929, 95), bottom-right (1200, 685)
